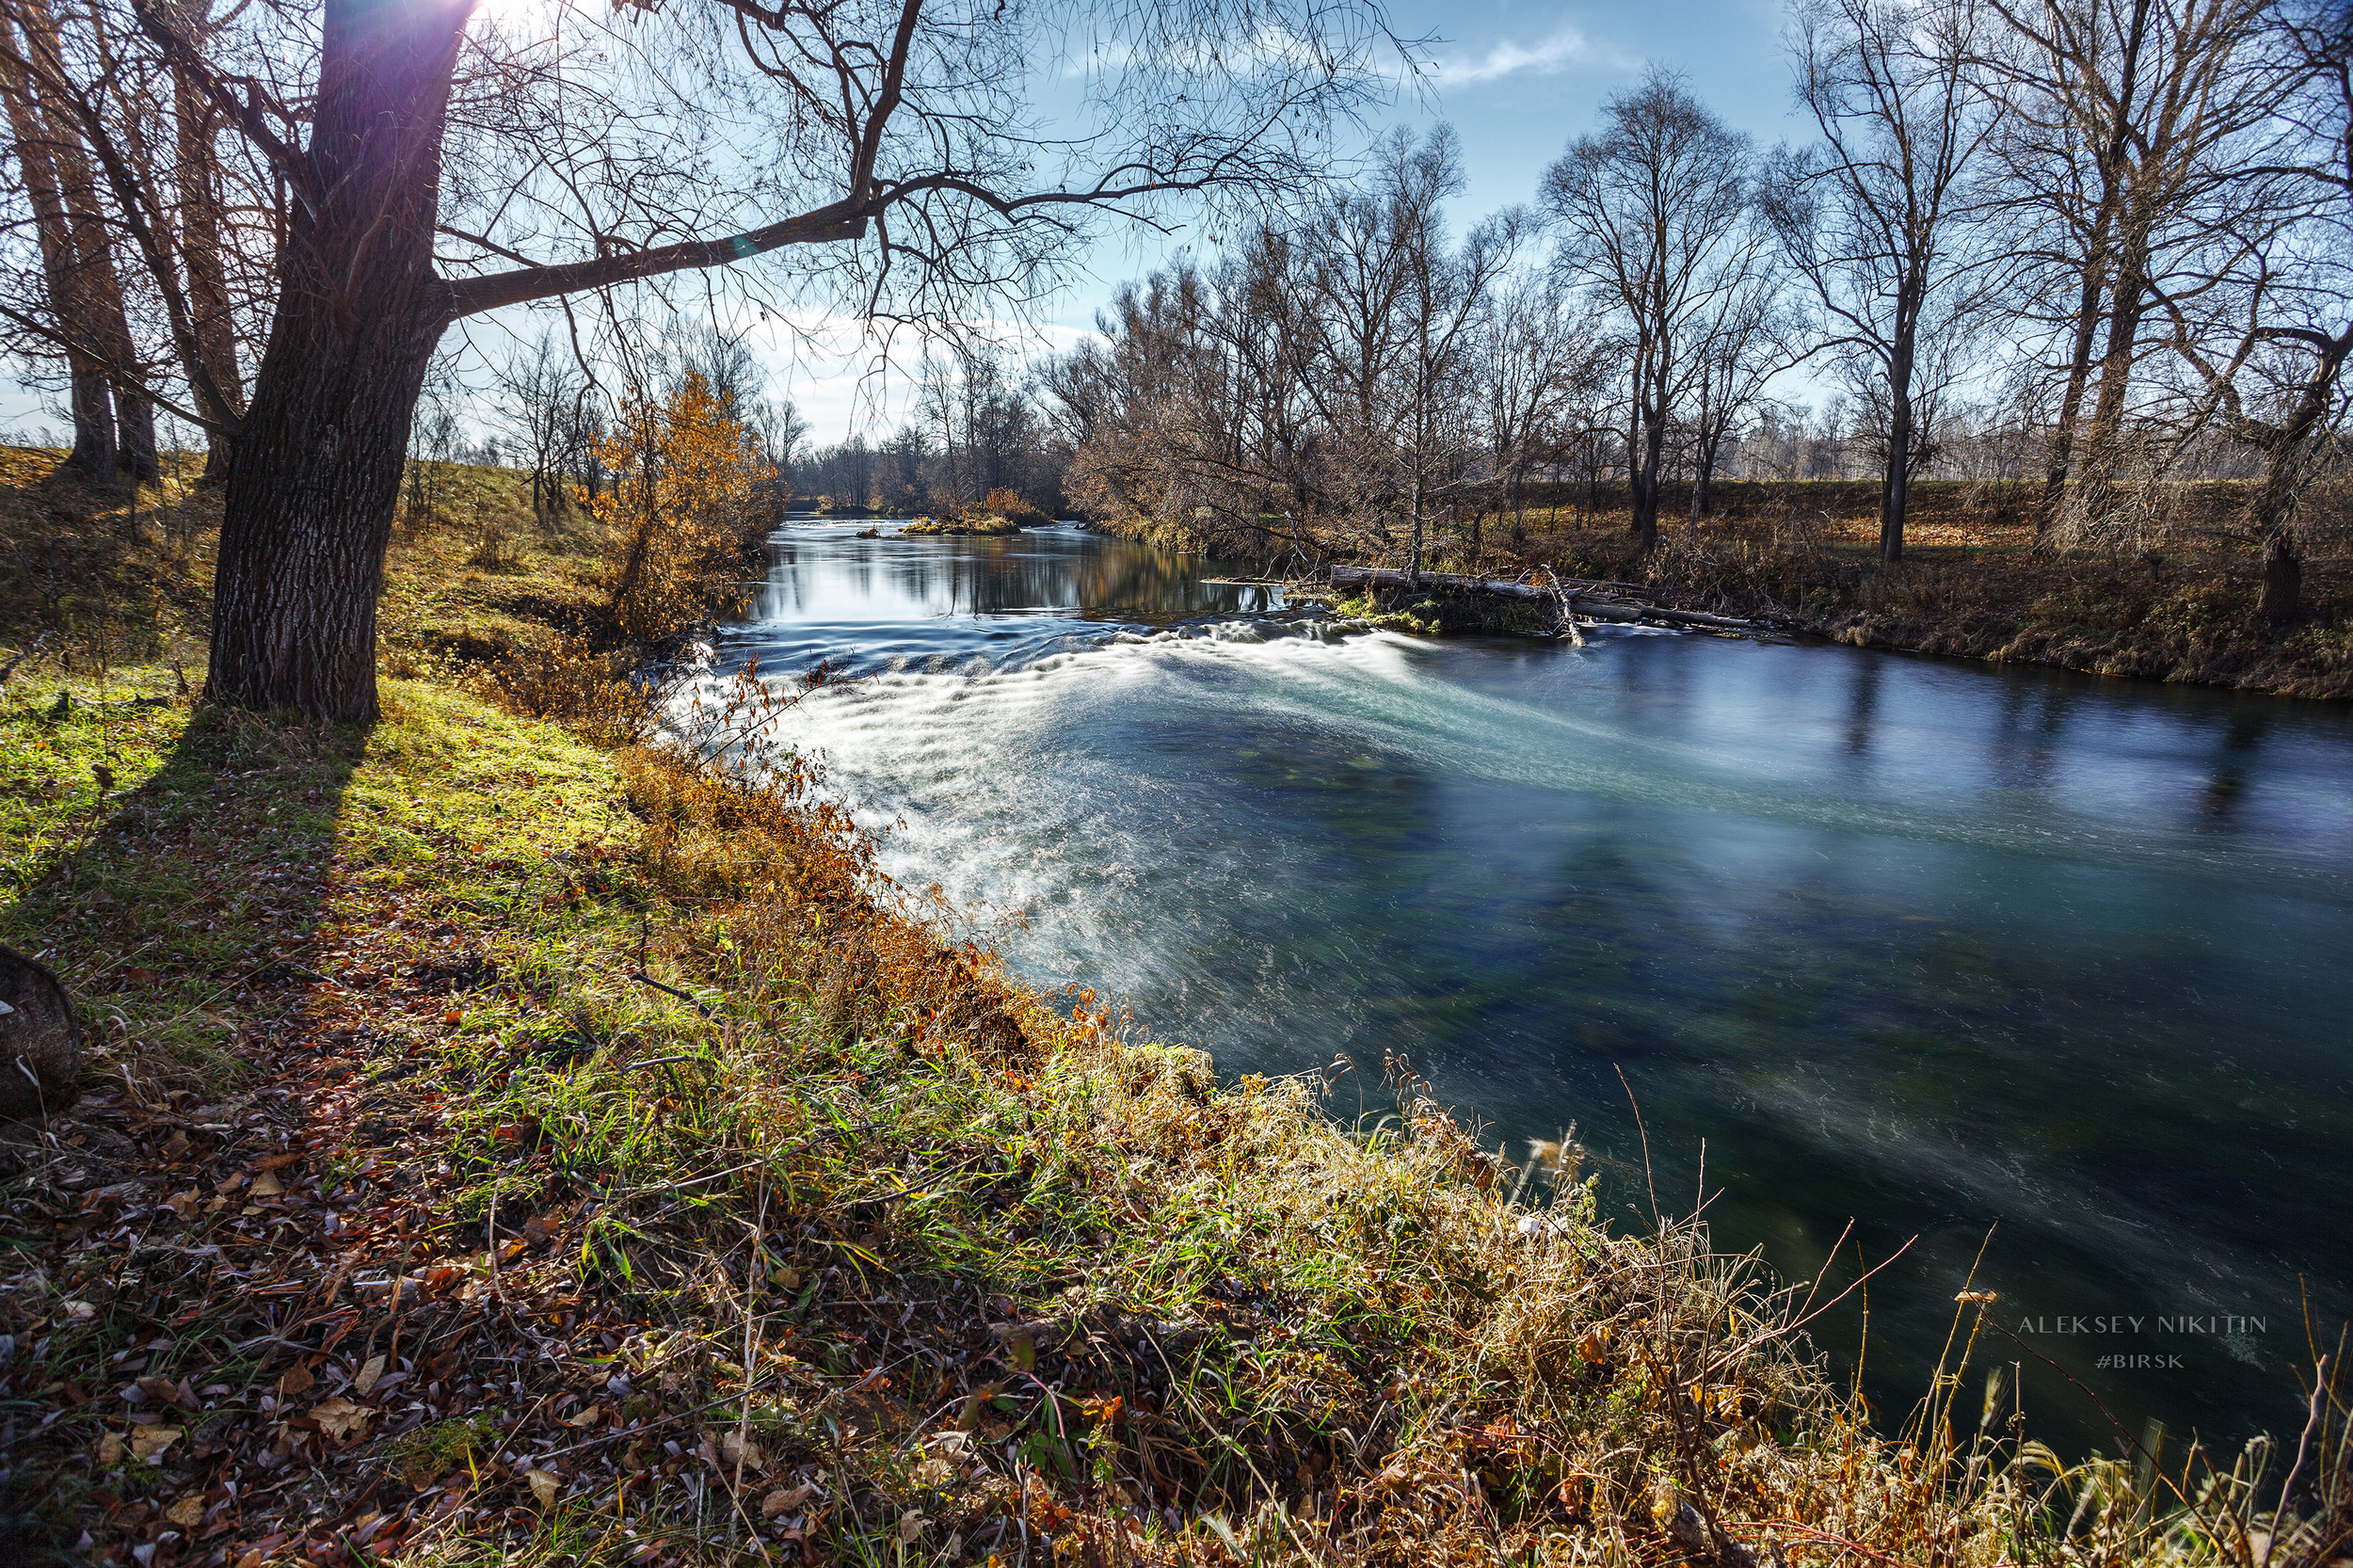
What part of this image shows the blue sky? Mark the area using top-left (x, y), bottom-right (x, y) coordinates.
top-left (0, 0), bottom-right (1805, 446)
top-left (784, 0), bottom-right (1810, 437)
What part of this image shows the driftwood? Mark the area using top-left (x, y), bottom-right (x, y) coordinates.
top-left (1323, 565), bottom-right (1765, 635)
top-left (0, 942), bottom-right (81, 1121)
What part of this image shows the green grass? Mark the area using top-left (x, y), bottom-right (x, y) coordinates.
top-left (0, 663), bottom-right (625, 1080)
top-left (0, 453), bottom-right (2344, 1568)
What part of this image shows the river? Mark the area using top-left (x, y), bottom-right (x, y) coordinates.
top-left (699, 519), bottom-right (2353, 1458)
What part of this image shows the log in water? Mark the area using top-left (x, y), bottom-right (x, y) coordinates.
top-left (1324, 564), bottom-right (1765, 632)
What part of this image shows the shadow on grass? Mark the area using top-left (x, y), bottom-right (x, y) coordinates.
top-left (0, 699), bottom-right (371, 1082)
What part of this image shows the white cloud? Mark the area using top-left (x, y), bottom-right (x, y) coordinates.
top-left (1429, 27), bottom-right (1596, 85)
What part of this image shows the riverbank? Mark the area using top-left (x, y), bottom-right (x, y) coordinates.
top-left (1, 454), bottom-right (2343, 1566)
top-left (1098, 484), bottom-right (2353, 699)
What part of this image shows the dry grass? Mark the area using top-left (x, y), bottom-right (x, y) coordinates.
top-left (1093, 478), bottom-right (2353, 698)
top-left (1, 456), bottom-right (2346, 1567)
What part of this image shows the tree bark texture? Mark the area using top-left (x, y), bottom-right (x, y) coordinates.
top-left (1881, 315), bottom-right (1917, 565)
top-left (173, 7), bottom-right (246, 473)
top-left (2249, 327), bottom-right (2351, 626)
top-left (204, 0), bottom-right (470, 722)
top-left (2035, 263), bottom-right (2107, 544)
top-left (0, 22), bottom-right (114, 479)
top-left (13, 0), bottom-right (156, 481)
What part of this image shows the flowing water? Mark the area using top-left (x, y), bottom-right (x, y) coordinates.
top-left (701, 520), bottom-right (2353, 1456)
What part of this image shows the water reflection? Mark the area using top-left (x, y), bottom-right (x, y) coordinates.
top-left (737, 521), bottom-right (1279, 673)
top-left (712, 521), bottom-right (2353, 1459)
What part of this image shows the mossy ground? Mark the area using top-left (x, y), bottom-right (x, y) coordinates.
top-left (901, 516), bottom-right (1022, 537)
top-left (0, 453), bottom-right (2344, 1568)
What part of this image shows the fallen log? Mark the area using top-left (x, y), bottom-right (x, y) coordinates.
top-left (1330, 566), bottom-right (1547, 599)
top-left (1323, 565), bottom-right (1763, 634)
top-left (1635, 605), bottom-right (1767, 632)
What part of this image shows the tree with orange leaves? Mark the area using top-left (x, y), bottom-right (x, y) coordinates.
top-left (592, 372), bottom-right (764, 645)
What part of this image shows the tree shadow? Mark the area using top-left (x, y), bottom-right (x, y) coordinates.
top-left (0, 700), bottom-right (370, 1088)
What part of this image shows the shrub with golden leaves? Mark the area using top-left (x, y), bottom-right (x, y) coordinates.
top-left (593, 371), bottom-right (763, 644)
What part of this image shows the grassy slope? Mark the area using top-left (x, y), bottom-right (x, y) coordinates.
top-left (0, 454), bottom-right (2342, 1568)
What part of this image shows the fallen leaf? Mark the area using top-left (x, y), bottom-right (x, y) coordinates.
top-left (215, 1173), bottom-right (246, 1195)
top-left (247, 1171), bottom-right (286, 1198)
top-left (310, 1398), bottom-right (371, 1439)
top-left (130, 1425), bottom-right (183, 1463)
top-left (165, 1190), bottom-right (199, 1221)
top-left (441, 1010), bottom-right (464, 1026)
top-left (61, 1299), bottom-right (97, 1321)
top-left (719, 1432), bottom-right (766, 1472)
top-left (252, 1152), bottom-right (303, 1173)
top-left (562, 1403), bottom-right (601, 1428)
top-left (899, 1511), bottom-right (925, 1544)
top-left (279, 1363), bottom-right (314, 1398)
top-left (232, 1534), bottom-right (287, 1568)
top-left (97, 1432), bottom-right (124, 1465)
top-left (527, 1469), bottom-right (559, 1508)
top-left (354, 1355), bottom-right (385, 1396)
top-left (165, 1496), bottom-right (205, 1528)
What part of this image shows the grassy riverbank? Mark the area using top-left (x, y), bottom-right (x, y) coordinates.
top-left (2, 452), bottom-right (2345, 1566)
top-left (1102, 481), bottom-right (2353, 699)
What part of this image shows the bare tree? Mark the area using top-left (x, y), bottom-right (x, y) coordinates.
top-left (0, 0), bottom-right (160, 481)
top-left (1543, 68), bottom-right (1761, 552)
top-left (1984, 0), bottom-right (2293, 542)
top-left (0, 0), bottom-right (274, 481)
top-left (9, 0), bottom-right (1413, 719)
top-left (2154, 0), bottom-right (2350, 622)
top-left (1766, 0), bottom-right (2006, 562)
top-left (0, 16), bottom-right (115, 477)
top-left (1684, 246), bottom-right (1797, 520)
top-left (1472, 272), bottom-right (1611, 541)
top-left (1051, 252), bottom-right (1309, 558)
top-left (496, 329), bottom-right (588, 520)
top-left (1381, 130), bottom-right (1529, 579)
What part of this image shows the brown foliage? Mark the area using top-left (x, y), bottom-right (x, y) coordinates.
top-left (594, 373), bottom-right (765, 646)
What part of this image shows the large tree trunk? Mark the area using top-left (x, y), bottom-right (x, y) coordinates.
top-left (0, 25), bottom-right (114, 479)
top-left (205, 0), bottom-right (472, 722)
top-left (172, 4), bottom-right (247, 480)
top-left (2249, 327), bottom-right (2352, 627)
top-left (2259, 533), bottom-right (2301, 626)
top-left (1631, 395), bottom-right (1665, 552)
top-left (1881, 327), bottom-right (1916, 565)
top-left (2035, 263), bottom-right (2106, 547)
top-left (13, 0), bottom-right (156, 482)
top-left (1624, 392), bottom-right (1643, 536)
top-left (2073, 227), bottom-right (2153, 525)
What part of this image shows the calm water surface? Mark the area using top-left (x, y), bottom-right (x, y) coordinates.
top-left (704, 520), bottom-right (2353, 1455)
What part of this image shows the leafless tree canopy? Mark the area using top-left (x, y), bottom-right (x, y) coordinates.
top-left (3, 0), bottom-right (2351, 706)
top-left (1041, 0), bottom-right (2348, 589)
